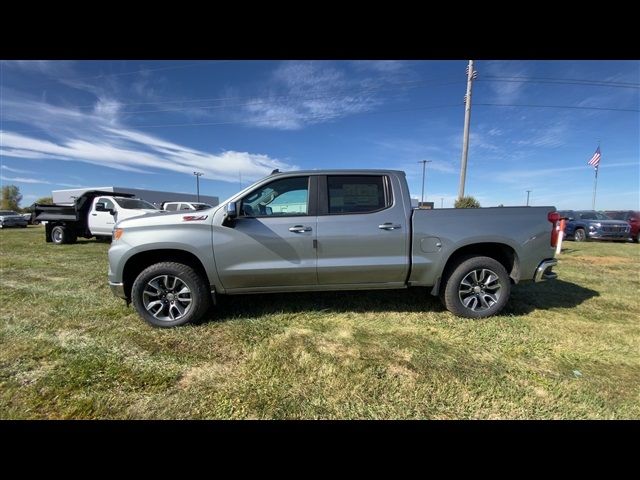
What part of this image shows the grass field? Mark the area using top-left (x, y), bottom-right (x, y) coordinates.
top-left (1, 226), bottom-right (639, 419)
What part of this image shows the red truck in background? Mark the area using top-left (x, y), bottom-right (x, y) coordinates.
top-left (605, 210), bottom-right (640, 243)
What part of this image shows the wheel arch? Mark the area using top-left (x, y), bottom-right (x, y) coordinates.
top-left (432, 242), bottom-right (519, 296)
top-left (122, 249), bottom-right (210, 300)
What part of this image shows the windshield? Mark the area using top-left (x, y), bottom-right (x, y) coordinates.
top-left (113, 198), bottom-right (157, 210)
top-left (0, 211), bottom-right (18, 215)
top-left (579, 211), bottom-right (610, 220)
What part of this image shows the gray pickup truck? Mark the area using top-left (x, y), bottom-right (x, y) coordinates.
top-left (107, 169), bottom-right (560, 327)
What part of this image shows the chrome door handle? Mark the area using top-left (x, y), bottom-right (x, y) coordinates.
top-left (91, 213), bottom-right (98, 216)
top-left (379, 223), bottom-right (402, 230)
top-left (289, 225), bottom-right (312, 233)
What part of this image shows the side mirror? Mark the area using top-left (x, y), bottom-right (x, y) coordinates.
top-left (96, 202), bottom-right (116, 215)
top-left (226, 202), bottom-right (238, 219)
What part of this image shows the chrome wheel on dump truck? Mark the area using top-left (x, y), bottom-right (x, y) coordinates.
top-left (442, 256), bottom-right (511, 319)
top-left (131, 262), bottom-right (211, 328)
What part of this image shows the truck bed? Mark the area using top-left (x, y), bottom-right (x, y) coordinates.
top-left (33, 203), bottom-right (79, 222)
top-left (409, 206), bottom-right (556, 287)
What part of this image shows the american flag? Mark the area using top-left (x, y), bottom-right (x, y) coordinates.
top-left (588, 146), bottom-right (601, 168)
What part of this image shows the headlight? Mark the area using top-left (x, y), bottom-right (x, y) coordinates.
top-left (590, 223), bottom-right (601, 229)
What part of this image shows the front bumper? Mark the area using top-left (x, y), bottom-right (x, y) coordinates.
top-left (588, 230), bottom-right (630, 240)
top-left (109, 281), bottom-right (127, 299)
top-left (534, 259), bottom-right (558, 282)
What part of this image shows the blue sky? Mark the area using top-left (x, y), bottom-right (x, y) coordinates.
top-left (1, 60), bottom-right (638, 209)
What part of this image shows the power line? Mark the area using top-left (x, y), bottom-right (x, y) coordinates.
top-left (479, 77), bottom-right (640, 90)
top-left (47, 76), bottom-right (465, 111)
top-left (115, 79), bottom-right (465, 115)
top-left (9, 61), bottom-right (232, 88)
top-left (482, 75), bottom-right (640, 89)
top-left (475, 102), bottom-right (639, 113)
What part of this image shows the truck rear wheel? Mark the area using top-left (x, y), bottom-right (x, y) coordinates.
top-left (51, 225), bottom-right (76, 244)
top-left (442, 256), bottom-right (511, 319)
top-left (131, 262), bottom-right (211, 328)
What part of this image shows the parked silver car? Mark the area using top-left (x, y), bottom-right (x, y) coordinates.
top-left (0, 210), bottom-right (28, 228)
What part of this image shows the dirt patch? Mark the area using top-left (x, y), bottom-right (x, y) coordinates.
top-left (178, 363), bottom-right (234, 388)
top-left (387, 363), bottom-right (418, 381)
top-left (570, 256), bottom-right (626, 266)
top-left (315, 338), bottom-right (359, 360)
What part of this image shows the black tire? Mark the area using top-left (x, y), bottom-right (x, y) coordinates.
top-left (131, 262), bottom-right (211, 328)
top-left (633, 232), bottom-right (639, 244)
top-left (574, 228), bottom-right (586, 242)
top-left (21, 224), bottom-right (27, 228)
top-left (51, 225), bottom-right (71, 244)
top-left (442, 255), bottom-right (511, 319)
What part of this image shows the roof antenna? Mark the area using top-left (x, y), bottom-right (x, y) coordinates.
top-left (271, 169), bottom-right (280, 175)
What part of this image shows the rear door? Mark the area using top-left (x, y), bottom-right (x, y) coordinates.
top-left (213, 175), bottom-right (318, 290)
top-left (88, 197), bottom-right (116, 235)
top-left (316, 174), bottom-right (409, 285)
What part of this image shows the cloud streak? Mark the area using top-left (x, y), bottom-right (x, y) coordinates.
top-left (0, 89), bottom-right (295, 183)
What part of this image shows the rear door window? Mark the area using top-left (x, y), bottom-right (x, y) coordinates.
top-left (327, 176), bottom-right (388, 214)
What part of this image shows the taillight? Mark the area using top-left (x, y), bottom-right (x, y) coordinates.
top-left (548, 211), bottom-right (560, 247)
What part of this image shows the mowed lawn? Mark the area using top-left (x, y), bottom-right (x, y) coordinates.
top-left (1, 226), bottom-right (638, 419)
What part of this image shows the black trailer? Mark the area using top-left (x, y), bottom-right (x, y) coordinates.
top-left (33, 190), bottom-right (135, 244)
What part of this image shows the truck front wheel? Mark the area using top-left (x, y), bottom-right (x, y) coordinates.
top-left (442, 256), bottom-right (511, 319)
top-left (131, 262), bottom-right (212, 328)
top-left (51, 225), bottom-right (76, 244)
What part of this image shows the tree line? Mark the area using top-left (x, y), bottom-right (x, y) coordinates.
top-left (1, 185), bottom-right (52, 212)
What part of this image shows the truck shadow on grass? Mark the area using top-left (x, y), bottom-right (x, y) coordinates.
top-left (205, 279), bottom-right (599, 322)
top-left (505, 279), bottom-right (599, 316)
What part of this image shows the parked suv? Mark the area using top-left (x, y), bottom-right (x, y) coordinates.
top-left (605, 210), bottom-right (640, 243)
top-left (162, 202), bottom-right (213, 212)
top-left (558, 210), bottom-right (630, 242)
top-left (0, 210), bottom-right (28, 228)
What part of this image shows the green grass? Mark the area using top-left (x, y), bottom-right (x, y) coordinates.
top-left (1, 226), bottom-right (639, 419)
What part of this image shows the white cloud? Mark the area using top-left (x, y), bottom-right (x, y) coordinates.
top-left (1, 175), bottom-right (50, 184)
top-left (1, 165), bottom-right (34, 174)
top-left (0, 89), bottom-right (295, 183)
top-left (483, 61), bottom-right (530, 104)
top-left (240, 61), bottom-right (387, 130)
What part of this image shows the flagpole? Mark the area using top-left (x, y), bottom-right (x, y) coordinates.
top-left (592, 165), bottom-right (599, 210)
top-left (591, 140), bottom-right (600, 210)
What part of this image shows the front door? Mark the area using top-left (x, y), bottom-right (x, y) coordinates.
top-left (213, 175), bottom-right (318, 290)
top-left (316, 174), bottom-right (409, 285)
top-left (88, 197), bottom-right (116, 236)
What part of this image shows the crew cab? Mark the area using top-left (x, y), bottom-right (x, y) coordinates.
top-left (558, 210), bottom-right (630, 242)
top-left (107, 170), bottom-right (560, 327)
top-left (33, 190), bottom-right (159, 244)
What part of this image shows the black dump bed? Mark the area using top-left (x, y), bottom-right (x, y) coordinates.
top-left (32, 190), bottom-right (135, 223)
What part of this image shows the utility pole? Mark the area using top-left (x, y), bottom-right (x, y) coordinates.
top-left (457, 60), bottom-right (477, 200)
top-left (526, 190), bottom-right (531, 206)
top-left (418, 160), bottom-right (432, 207)
top-left (193, 171), bottom-right (204, 202)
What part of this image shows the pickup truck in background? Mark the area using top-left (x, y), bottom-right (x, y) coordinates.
top-left (107, 169), bottom-right (560, 327)
top-left (33, 190), bottom-right (159, 244)
top-left (604, 210), bottom-right (640, 243)
top-left (162, 201), bottom-right (214, 212)
top-left (557, 210), bottom-right (630, 242)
